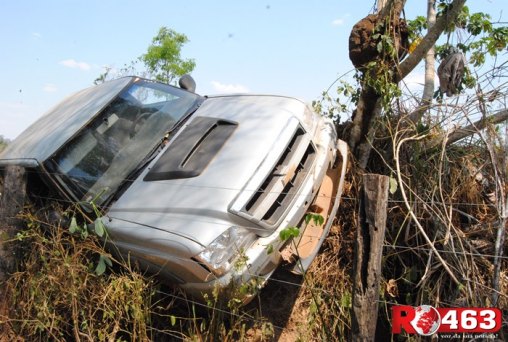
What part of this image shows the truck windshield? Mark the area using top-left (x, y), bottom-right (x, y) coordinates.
top-left (50, 79), bottom-right (203, 206)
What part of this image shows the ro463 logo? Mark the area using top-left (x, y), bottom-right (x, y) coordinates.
top-left (392, 305), bottom-right (502, 336)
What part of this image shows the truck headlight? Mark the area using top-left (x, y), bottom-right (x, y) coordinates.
top-left (195, 226), bottom-right (256, 276)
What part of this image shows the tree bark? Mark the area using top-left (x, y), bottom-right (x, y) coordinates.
top-left (349, 0), bottom-right (406, 162)
top-left (376, 0), bottom-right (387, 12)
top-left (379, 0), bottom-right (406, 19)
top-left (0, 165), bottom-right (27, 329)
top-left (349, 0), bottom-right (467, 167)
top-left (422, 0), bottom-right (437, 104)
top-left (351, 174), bottom-right (389, 341)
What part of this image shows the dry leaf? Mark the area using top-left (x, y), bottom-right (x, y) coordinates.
top-left (386, 279), bottom-right (399, 298)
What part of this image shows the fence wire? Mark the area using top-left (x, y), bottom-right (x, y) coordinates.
top-left (1, 166), bottom-right (507, 337)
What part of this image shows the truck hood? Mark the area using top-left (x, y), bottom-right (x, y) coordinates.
top-left (105, 95), bottom-right (317, 252)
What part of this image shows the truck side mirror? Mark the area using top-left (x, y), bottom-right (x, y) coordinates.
top-left (179, 74), bottom-right (196, 93)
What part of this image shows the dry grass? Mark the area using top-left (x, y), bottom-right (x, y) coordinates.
top-left (1, 116), bottom-right (506, 341)
top-left (264, 119), bottom-right (508, 340)
top-left (2, 211), bottom-right (155, 341)
top-left (0, 209), bottom-right (277, 341)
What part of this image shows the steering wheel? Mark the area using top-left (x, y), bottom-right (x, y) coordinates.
top-left (130, 112), bottom-right (152, 137)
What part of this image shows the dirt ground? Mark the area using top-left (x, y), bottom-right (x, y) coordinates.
top-left (245, 267), bottom-right (308, 341)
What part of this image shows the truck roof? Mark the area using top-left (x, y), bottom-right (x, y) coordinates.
top-left (0, 77), bottom-right (132, 167)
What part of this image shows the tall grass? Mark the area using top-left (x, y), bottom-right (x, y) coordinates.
top-left (1, 104), bottom-right (507, 341)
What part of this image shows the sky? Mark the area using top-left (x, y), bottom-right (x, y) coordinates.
top-left (0, 0), bottom-right (506, 140)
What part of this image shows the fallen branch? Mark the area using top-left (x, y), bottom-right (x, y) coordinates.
top-left (426, 109), bottom-right (508, 149)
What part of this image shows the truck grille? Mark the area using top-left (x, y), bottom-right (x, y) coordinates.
top-left (243, 127), bottom-right (316, 225)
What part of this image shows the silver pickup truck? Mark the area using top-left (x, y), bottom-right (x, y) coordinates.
top-left (0, 76), bottom-right (347, 302)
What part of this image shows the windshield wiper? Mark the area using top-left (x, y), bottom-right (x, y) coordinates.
top-left (104, 99), bottom-right (204, 206)
top-left (144, 99), bottom-right (203, 163)
top-left (168, 99), bottom-right (203, 134)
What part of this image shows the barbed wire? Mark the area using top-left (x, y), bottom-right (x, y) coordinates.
top-left (11, 206), bottom-right (506, 310)
top-left (148, 270), bottom-right (508, 336)
top-left (3, 168), bottom-right (500, 209)
top-left (153, 288), bottom-right (287, 333)
top-left (6, 187), bottom-right (507, 288)
top-left (382, 243), bottom-right (508, 260)
top-left (6, 176), bottom-right (505, 254)
top-left (2, 163), bottom-right (507, 333)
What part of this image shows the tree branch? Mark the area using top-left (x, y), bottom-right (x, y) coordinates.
top-left (427, 109), bottom-right (508, 149)
top-left (396, 0), bottom-right (466, 82)
top-left (379, 0), bottom-right (406, 18)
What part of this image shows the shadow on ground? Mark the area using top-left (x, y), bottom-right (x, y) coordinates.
top-left (245, 265), bottom-right (305, 340)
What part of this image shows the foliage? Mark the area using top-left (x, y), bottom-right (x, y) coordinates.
top-left (2, 208), bottom-right (277, 341)
top-left (305, 212), bottom-right (325, 226)
top-left (140, 27), bottom-right (196, 84)
top-left (317, 3), bottom-right (507, 129)
top-left (314, 1), bottom-right (508, 339)
top-left (313, 78), bottom-right (359, 123)
top-left (68, 200), bottom-right (111, 276)
top-left (407, 5), bottom-right (507, 64)
top-left (5, 211), bottom-right (154, 341)
top-left (279, 226), bottom-right (300, 241)
top-left (407, 4), bottom-right (508, 93)
top-left (3, 2), bottom-right (508, 341)
top-left (94, 26), bottom-right (195, 85)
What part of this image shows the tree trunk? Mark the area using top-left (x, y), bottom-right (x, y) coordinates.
top-left (422, 0), bottom-right (437, 104)
top-left (377, 0), bottom-right (387, 12)
top-left (348, 0), bottom-right (407, 166)
top-left (348, 0), bottom-right (467, 167)
top-left (406, 0), bottom-right (439, 124)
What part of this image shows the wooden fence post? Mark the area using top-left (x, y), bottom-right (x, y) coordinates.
top-left (0, 165), bottom-right (27, 328)
top-left (351, 174), bottom-right (389, 341)
top-left (0, 165), bottom-right (27, 276)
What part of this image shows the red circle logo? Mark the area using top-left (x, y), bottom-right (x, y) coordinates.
top-left (410, 305), bottom-right (441, 336)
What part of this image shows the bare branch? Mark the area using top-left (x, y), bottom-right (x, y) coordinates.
top-left (427, 109), bottom-right (508, 149)
top-left (394, 133), bottom-right (463, 286)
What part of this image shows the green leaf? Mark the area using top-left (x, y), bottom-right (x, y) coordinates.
top-left (305, 213), bottom-right (325, 226)
top-left (389, 176), bottom-right (398, 195)
top-left (81, 228), bottom-right (89, 240)
top-left (103, 255), bottom-right (113, 267)
top-left (94, 219), bottom-right (106, 237)
top-left (170, 315), bottom-right (176, 326)
top-left (266, 244), bottom-right (274, 255)
top-left (291, 227), bottom-right (300, 238)
top-left (279, 229), bottom-right (290, 241)
top-left (279, 226), bottom-right (300, 241)
top-left (315, 214), bottom-right (324, 226)
top-left (341, 292), bottom-right (351, 308)
top-left (69, 217), bottom-right (78, 234)
top-left (95, 256), bottom-right (106, 276)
